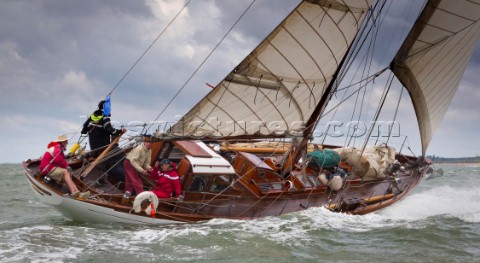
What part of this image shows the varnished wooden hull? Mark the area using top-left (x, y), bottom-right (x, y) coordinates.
top-left (22, 153), bottom-right (427, 224)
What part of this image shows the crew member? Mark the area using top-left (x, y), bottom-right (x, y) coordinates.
top-left (123, 138), bottom-right (153, 196)
top-left (150, 158), bottom-right (181, 198)
top-left (81, 100), bottom-right (125, 158)
top-left (40, 135), bottom-right (90, 198)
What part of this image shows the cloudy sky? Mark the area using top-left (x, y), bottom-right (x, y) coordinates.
top-left (1, 0), bottom-right (479, 163)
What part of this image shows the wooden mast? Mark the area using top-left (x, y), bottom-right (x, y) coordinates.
top-left (282, 19), bottom-right (365, 173)
top-left (80, 132), bottom-right (124, 179)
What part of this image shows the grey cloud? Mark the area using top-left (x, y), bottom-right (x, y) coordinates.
top-left (0, 0), bottom-right (479, 162)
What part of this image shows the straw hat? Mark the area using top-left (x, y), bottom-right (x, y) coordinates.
top-left (55, 134), bottom-right (68, 142)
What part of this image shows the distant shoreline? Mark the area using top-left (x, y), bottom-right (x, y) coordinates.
top-left (434, 162), bottom-right (480, 167)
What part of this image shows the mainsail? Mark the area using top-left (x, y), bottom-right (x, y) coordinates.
top-left (169, 0), bottom-right (372, 139)
top-left (391, 0), bottom-right (480, 154)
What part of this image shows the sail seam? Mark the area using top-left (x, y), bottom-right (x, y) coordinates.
top-left (404, 18), bottom-right (479, 61)
top-left (254, 58), bottom-right (304, 125)
top-left (194, 81), bottom-right (248, 136)
top-left (265, 29), bottom-right (316, 109)
top-left (318, 5), bottom-right (349, 46)
top-left (294, 8), bottom-right (331, 83)
top-left (161, 0), bottom-right (258, 134)
top-left (415, 22), bottom-right (479, 104)
top-left (436, 6), bottom-right (478, 23)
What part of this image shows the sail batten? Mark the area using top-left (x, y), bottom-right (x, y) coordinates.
top-left (169, 0), bottom-right (372, 140)
top-left (392, 0), bottom-right (480, 155)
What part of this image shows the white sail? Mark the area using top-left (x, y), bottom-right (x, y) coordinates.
top-left (169, 0), bottom-right (372, 139)
top-left (392, 0), bottom-right (480, 154)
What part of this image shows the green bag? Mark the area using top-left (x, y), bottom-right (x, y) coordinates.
top-left (307, 149), bottom-right (340, 170)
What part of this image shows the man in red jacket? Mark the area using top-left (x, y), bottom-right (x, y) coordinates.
top-left (39, 135), bottom-right (90, 199)
top-left (150, 159), bottom-right (181, 198)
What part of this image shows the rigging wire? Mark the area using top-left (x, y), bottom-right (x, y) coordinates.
top-left (386, 85), bottom-right (404, 145)
top-left (335, 0), bottom-right (388, 83)
top-left (346, 1), bottom-right (386, 148)
top-left (67, 1), bottom-right (191, 147)
top-left (334, 71), bottom-right (394, 207)
top-left (361, 71), bottom-right (394, 152)
top-left (106, 0), bottom-right (192, 98)
top-left (376, 73), bottom-right (397, 145)
top-left (317, 67), bottom-right (387, 144)
top-left (314, 0), bottom-right (388, 145)
top-left (146, 0), bottom-right (258, 132)
top-left (364, 0), bottom-right (409, 122)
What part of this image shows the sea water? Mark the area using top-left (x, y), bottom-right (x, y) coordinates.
top-left (0, 163), bottom-right (479, 263)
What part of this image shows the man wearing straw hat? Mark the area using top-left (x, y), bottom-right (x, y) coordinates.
top-left (40, 135), bottom-right (90, 199)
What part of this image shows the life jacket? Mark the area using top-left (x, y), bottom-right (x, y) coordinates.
top-left (81, 111), bottom-right (120, 154)
top-left (39, 142), bottom-right (68, 176)
top-left (149, 167), bottom-right (181, 198)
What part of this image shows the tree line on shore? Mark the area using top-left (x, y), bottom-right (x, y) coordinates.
top-left (426, 155), bottom-right (480, 163)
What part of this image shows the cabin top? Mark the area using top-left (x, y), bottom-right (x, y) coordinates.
top-left (177, 141), bottom-right (235, 174)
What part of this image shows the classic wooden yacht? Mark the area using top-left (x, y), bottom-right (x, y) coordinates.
top-left (23, 0), bottom-right (480, 224)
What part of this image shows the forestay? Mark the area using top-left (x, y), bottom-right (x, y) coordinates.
top-left (391, 0), bottom-right (480, 154)
top-left (169, 0), bottom-right (371, 139)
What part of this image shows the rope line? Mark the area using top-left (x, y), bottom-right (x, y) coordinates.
top-left (147, 0), bottom-right (257, 132)
top-left (107, 0), bottom-right (191, 97)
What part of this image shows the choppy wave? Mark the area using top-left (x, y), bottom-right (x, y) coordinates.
top-left (380, 185), bottom-right (480, 223)
top-left (1, 164), bottom-right (479, 262)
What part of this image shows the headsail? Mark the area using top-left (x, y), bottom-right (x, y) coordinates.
top-left (169, 0), bottom-right (372, 140)
top-left (391, 0), bottom-right (480, 155)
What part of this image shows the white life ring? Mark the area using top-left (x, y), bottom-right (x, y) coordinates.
top-left (132, 191), bottom-right (159, 215)
top-left (284, 180), bottom-right (297, 192)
